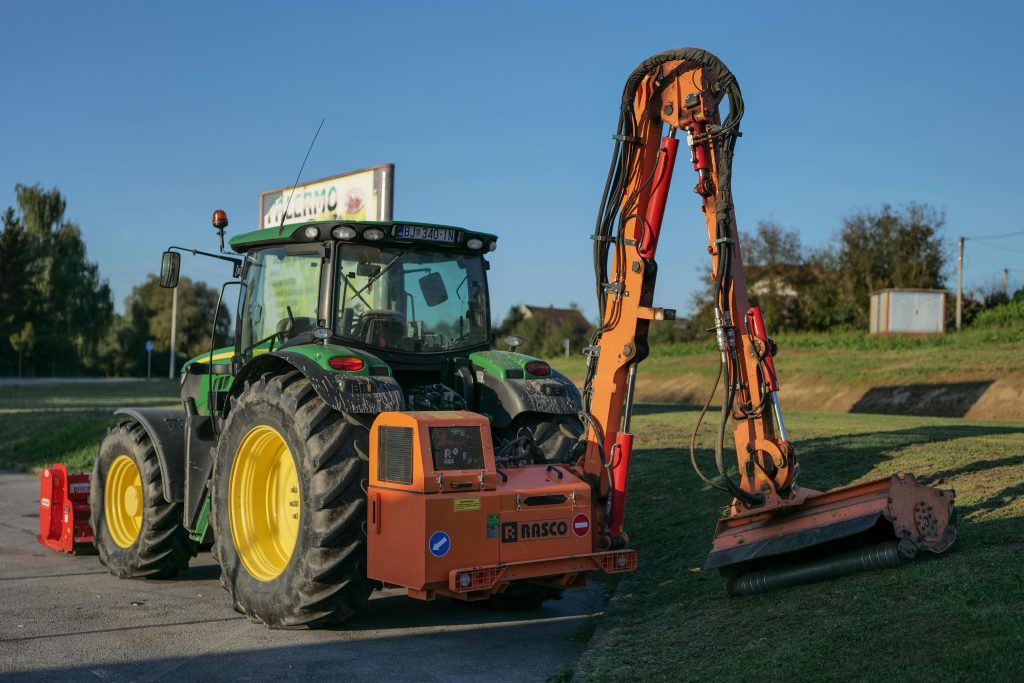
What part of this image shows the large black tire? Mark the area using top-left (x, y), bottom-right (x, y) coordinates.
top-left (90, 422), bottom-right (196, 579)
top-left (211, 370), bottom-right (373, 629)
top-left (499, 412), bottom-right (585, 464)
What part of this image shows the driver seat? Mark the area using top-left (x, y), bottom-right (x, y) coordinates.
top-left (357, 310), bottom-right (406, 348)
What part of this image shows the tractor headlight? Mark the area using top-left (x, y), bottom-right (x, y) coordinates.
top-left (332, 225), bottom-right (357, 240)
top-left (302, 226), bottom-right (320, 240)
top-left (466, 238), bottom-right (484, 250)
top-left (363, 228), bottom-right (385, 241)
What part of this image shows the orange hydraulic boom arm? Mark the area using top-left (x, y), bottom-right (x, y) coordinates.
top-left (573, 48), bottom-right (955, 591)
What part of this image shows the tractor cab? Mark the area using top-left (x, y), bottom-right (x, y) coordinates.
top-left (232, 221), bottom-right (494, 371)
top-left (223, 220), bottom-right (502, 413)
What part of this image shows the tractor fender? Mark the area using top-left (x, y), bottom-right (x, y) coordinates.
top-left (231, 351), bottom-right (405, 415)
top-left (475, 369), bottom-right (581, 428)
top-left (113, 407), bottom-right (187, 503)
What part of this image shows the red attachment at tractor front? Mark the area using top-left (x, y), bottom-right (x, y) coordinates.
top-left (37, 464), bottom-right (95, 554)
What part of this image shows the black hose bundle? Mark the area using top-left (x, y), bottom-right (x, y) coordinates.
top-left (578, 48), bottom-right (761, 505)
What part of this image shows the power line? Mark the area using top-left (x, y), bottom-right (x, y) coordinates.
top-left (965, 228), bottom-right (1024, 240)
top-left (972, 239), bottom-right (1024, 255)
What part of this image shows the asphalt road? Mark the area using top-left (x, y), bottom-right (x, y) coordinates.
top-left (0, 471), bottom-right (603, 681)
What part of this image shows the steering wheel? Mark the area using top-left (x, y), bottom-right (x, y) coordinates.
top-left (356, 310), bottom-right (407, 346)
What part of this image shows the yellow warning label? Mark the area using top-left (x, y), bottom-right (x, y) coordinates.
top-left (454, 498), bottom-right (481, 512)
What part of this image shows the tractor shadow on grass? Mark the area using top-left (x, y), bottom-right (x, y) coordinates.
top-left (793, 423), bottom-right (1024, 492)
top-left (956, 481), bottom-right (1024, 518)
top-left (850, 380), bottom-right (995, 418)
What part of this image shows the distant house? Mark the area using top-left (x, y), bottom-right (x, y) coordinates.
top-left (745, 263), bottom-right (806, 299)
top-left (516, 305), bottom-right (591, 334)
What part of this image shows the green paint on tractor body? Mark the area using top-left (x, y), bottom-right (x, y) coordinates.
top-left (469, 350), bottom-right (550, 379)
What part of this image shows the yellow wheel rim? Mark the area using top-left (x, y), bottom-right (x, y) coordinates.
top-left (229, 425), bottom-right (301, 582)
top-left (105, 455), bottom-right (143, 548)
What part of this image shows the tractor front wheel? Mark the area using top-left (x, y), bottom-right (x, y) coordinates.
top-left (499, 412), bottom-right (584, 464)
top-left (90, 423), bottom-right (196, 578)
top-left (211, 370), bottom-right (373, 629)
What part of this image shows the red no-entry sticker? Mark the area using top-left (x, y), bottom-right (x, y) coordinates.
top-left (572, 513), bottom-right (591, 537)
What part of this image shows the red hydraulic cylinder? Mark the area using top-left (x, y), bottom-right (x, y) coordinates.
top-left (608, 432), bottom-right (634, 538)
top-left (746, 307), bottom-right (779, 392)
top-left (689, 120), bottom-right (711, 172)
top-left (637, 137), bottom-right (679, 260)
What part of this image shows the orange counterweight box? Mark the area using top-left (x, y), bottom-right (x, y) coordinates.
top-left (38, 464), bottom-right (95, 554)
top-left (366, 411), bottom-right (635, 601)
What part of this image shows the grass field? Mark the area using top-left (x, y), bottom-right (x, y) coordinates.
top-left (570, 407), bottom-right (1024, 682)
top-left (0, 380), bottom-right (179, 472)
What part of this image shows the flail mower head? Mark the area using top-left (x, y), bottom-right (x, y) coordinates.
top-left (706, 474), bottom-right (956, 595)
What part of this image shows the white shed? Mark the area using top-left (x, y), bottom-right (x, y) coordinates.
top-left (869, 289), bottom-right (946, 335)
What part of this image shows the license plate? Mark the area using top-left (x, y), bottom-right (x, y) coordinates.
top-left (395, 225), bottom-right (456, 243)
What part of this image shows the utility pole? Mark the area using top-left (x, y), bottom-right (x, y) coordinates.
top-left (956, 237), bottom-right (964, 331)
top-left (1003, 268), bottom-right (1009, 298)
top-left (169, 286), bottom-right (178, 379)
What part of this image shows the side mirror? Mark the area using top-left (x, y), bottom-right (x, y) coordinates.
top-left (504, 335), bottom-right (524, 351)
top-left (419, 272), bottom-right (449, 307)
top-left (160, 251), bottom-right (180, 288)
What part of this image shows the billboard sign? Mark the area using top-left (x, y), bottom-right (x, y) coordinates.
top-left (259, 164), bottom-right (394, 229)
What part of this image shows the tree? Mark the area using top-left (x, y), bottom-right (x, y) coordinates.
top-left (684, 204), bottom-right (947, 334)
top-left (9, 322), bottom-right (35, 378)
top-left (495, 305), bottom-right (594, 360)
top-left (741, 221), bottom-right (810, 331)
top-left (0, 184), bottom-right (113, 376)
top-left (687, 220), bottom-right (811, 335)
top-left (0, 208), bottom-right (37, 356)
top-left (828, 203), bottom-right (947, 328)
top-left (116, 274), bottom-right (230, 377)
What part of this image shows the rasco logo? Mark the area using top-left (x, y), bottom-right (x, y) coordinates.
top-left (501, 519), bottom-right (569, 543)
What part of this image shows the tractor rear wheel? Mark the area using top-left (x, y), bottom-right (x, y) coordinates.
top-left (90, 423), bottom-right (196, 578)
top-left (211, 370), bottom-right (373, 629)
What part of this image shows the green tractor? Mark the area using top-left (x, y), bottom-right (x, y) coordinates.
top-left (90, 212), bottom-right (583, 628)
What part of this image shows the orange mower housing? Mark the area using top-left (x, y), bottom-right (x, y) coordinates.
top-left (366, 411), bottom-right (635, 601)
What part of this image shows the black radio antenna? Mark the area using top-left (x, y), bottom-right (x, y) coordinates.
top-left (278, 117), bottom-right (325, 235)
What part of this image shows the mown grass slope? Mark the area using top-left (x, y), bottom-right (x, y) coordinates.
top-left (0, 380), bottom-right (180, 471)
top-left (571, 407), bottom-right (1024, 682)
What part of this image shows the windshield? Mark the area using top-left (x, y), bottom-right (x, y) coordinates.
top-left (239, 245), bottom-right (322, 357)
top-left (334, 244), bottom-right (489, 352)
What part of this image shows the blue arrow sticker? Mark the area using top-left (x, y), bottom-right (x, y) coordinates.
top-left (428, 531), bottom-right (451, 558)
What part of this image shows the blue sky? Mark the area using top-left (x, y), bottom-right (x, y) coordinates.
top-left (2, 1), bottom-right (1022, 323)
